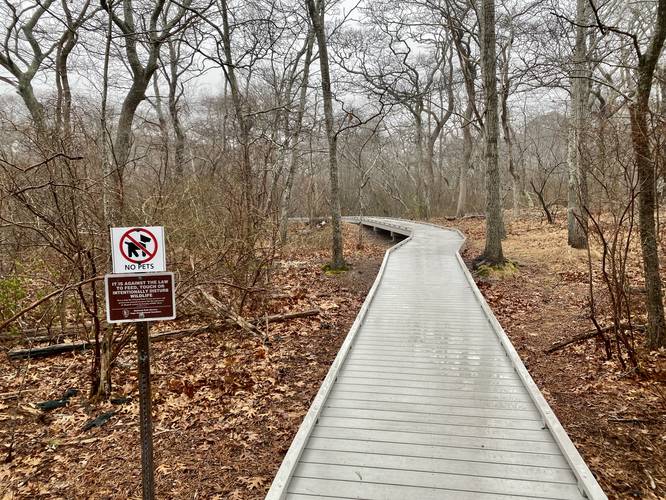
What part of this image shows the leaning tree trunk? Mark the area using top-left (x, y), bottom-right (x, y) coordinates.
top-left (480, 0), bottom-right (504, 264)
top-left (280, 32), bottom-right (315, 244)
top-left (307, 0), bottom-right (345, 269)
top-left (567, 0), bottom-right (590, 249)
top-left (112, 78), bottom-right (151, 217)
top-left (17, 79), bottom-right (47, 137)
top-left (630, 0), bottom-right (666, 348)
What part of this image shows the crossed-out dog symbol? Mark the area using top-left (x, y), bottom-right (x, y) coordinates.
top-left (125, 234), bottom-right (152, 259)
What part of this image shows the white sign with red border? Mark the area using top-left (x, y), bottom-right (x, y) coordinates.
top-left (110, 226), bottom-right (166, 274)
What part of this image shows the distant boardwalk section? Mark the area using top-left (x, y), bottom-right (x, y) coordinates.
top-left (266, 217), bottom-right (606, 500)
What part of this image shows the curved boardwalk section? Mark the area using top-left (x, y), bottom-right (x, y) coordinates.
top-left (267, 218), bottom-right (606, 500)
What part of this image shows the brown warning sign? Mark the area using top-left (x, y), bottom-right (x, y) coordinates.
top-left (105, 273), bottom-right (176, 323)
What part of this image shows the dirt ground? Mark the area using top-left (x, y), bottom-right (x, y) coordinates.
top-left (436, 214), bottom-right (666, 500)
top-left (0, 223), bottom-right (390, 499)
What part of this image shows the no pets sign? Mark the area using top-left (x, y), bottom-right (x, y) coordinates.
top-left (110, 226), bottom-right (166, 274)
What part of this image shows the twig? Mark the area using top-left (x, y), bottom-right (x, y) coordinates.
top-left (251, 309), bottom-right (320, 325)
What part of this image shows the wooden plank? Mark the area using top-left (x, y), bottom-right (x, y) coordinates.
top-left (337, 375), bottom-right (527, 392)
top-left (347, 352), bottom-right (512, 363)
top-left (299, 449), bottom-right (578, 484)
top-left (321, 407), bottom-right (544, 431)
top-left (349, 345), bottom-right (506, 356)
top-left (351, 339), bottom-right (502, 348)
top-left (306, 437), bottom-right (570, 469)
top-left (316, 416), bottom-right (555, 443)
top-left (292, 463), bottom-right (585, 499)
top-left (338, 369), bottom-right (521, 383)
top-left (326, 398), bottom-right (543, 421)
top-left (343, 358), bottom-right (515, 371)
top-left (332, 383), bottom-right (533, 403)
top-left (340, 363), bottom-right (517, 377)
top-left (287, 477), bottom-right (549, 500)
top-left (311, 426), bottom-right (563, 455)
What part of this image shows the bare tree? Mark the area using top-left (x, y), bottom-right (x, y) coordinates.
top-left (0, 1), bottom-right (93, 137)
top-left (480, 0), bottom-right (504, 264)
top-left (101, 0), bottom-right (196, 218)
top-left (567, 0), bottom-right (590, 248)
top-left (280, 30), bottom-right (315, 243)
top-left (627, 0), bottom-right (666, 348)
top-left (306, 0), bottom-right (345, 269)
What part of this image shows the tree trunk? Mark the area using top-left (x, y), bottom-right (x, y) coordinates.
top-left (167, 42), bottom-right (187, 177)
top-left (112, 77), bottom-right (151, 217)
top-left (480, 0), bottom-right (504, 264)
top-left (456, 102), bottom-right (473, 218)
top-left (630, 0), bottom-right (666, 348)
top-left (280, 32), bottom-right (315, 244)
top-left (413, 107), bottom-right (428, 218)
top-left (567, 0), bottom-right (590, 249)
top-left (17, 79), bottom-right (47, 136)
top-left (501, 98), bottom-right (520, 219)
top-left (152, 76), bottom-right (171, 170)
top-left (219, 0), bottom-right (253, 233)
top-left (101, 1), bottom-right (113, 228)
top-left (55, 30), bottom-right (76, 140)
top-left (307, 0), bottom-right (345, 269)
top-left (92, 327), bottom-right (113, 400)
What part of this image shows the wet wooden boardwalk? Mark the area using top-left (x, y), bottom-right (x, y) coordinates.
top-left (266, 218), bottom-right (606, 500)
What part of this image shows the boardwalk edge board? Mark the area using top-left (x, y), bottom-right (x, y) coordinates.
top-left (266, 217), bottom-right (606, 500)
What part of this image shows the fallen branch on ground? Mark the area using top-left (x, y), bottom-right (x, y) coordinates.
top-left (0, 389), bottom-right (37, 400)
top-left (198, 288), bottom-right (262, 336)
top-left (252, 309), bottom-right (320, 325)
top-left (7, 323), bottom-right (225, 360)
top-left (545, 324), bottom-right (645, 354)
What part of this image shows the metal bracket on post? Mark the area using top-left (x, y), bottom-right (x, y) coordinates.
top-left (136, 321), bottom-right (155, 500)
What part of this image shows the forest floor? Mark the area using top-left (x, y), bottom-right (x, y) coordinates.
top-left (435, 214), bottom-right (666, 500)
top-left (1, 216), bottom-right (664, 499)
top-left (0, 223), bottom-right (390, 499)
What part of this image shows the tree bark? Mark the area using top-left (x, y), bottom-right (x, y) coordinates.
top-left (480, 0), bottom-right (504, 264)
top-left (630, 0), bottom-right (666, 348)
top-left (166, 41), bottom-right (187, 177)
top-left (17, 80), bottom-right (47, 135)
top-left (456, 101), bottom-right (474, 218)
top-left (307, 0), bottom-right (345, 269)
top-left (112, 79), bottom-right (151, 216)
top-left (280, 32), bottom-right (315, 244)
top-left (567, 0), bottom-right (590, 249)
top-left (152, 75), bottom-right (171, 169)
top-left (218, 0), bottom-right (253, 233)
top-left (499, 33), bottom-right (520, 218)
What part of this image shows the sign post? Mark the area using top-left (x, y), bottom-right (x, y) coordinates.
top-left (105, 226), bottom-right (174, 500)
top-left (136, 321), bottom-right (154, 500)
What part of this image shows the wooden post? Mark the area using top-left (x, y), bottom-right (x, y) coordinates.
top-left (136, 321), bottom-right (155, 500)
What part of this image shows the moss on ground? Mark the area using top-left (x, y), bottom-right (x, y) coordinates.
top-left (322, 262), bottom-right (350, 275)
top-left (476, 260), bottom-right (519, 279)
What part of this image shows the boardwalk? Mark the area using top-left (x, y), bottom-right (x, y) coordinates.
top-left (266, 218), bottom-right (606, 500)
